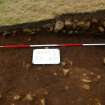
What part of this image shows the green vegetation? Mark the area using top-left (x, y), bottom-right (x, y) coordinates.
top-left (0, 0), bottom-right (105, 25)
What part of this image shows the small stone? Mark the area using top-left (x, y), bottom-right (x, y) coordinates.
top-left (40, 98), bottom-right (45, 105)
top-left (98, 26), bottom-right (104, 32)
top-left (68, 31), bottom-right (73, 34)
top-left (103, 21), bottom-right (105, 27)
top-left (62, 68), bottom-right (70, 76)
top-left (85, 21), bottom-right (91, 28)
top-left (97, 75), bottom-right (101, 80)
top-left (26, 63), bottom-right (31, 70)
top-left (54, 20), bottom-right (64, 32)
top-left (24, 94), bottom-right (33, 101)
top-left (64, 85), bottom-right (69, 90)
top-left (2, 31), bottom-right (10, 36)
top-left (77, 21), bottom-right (85, 27)
top-left (69, 61), bottom-right (73, 66)
top-left (82, 73), bottom-right (87, 76)
top-left (95, 98), bottom-right (102, 105)
top-left (49, 26), bottom-right (53, 32)
top-left (61, 61), bottom-right (66, 66)
top-left (72, 22), bottom-right (77, 29)
top-left (53, 72), bottom-right (57, 76)
top-left (81, 84), bottom-right (90, 90)
top-left (90, 72), bottom-right (94, 75)
top-left (27, 37), bottom-right (32, 42)
top-left (13, 95), bottom-right (21, 101)
top-left (0, 94), bottom-right (2, 99)
top-left (37, 67), bottom-right (42, 70)
top-left (43, 91), bottom-right (48, 95)
top-left (81, 78), bottom-right (92, 83)
top-left (65, 19), bottom-right (72, 26)
top-left (92, 18), bottom-right (98, 23)
top-left (23, 28), bottom-right (33, 33)
top-left (11, 104), bottom-right (15, 105)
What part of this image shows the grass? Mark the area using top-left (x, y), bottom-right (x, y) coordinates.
top-left (0, 0), bottom-right (105, 25)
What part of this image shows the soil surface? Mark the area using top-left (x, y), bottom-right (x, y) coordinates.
top-left (0, 32), bottom-right (105, 105)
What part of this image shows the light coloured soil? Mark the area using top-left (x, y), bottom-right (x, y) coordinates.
top-left (0, 0), bottom-right (105, 25)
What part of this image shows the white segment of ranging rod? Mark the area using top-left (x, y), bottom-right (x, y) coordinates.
top-left (30, 44), bottom-right (60, 47)
top-left (83, 43), bottom-right (105, 46)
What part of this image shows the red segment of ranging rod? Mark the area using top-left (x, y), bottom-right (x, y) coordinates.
top-left (0, 44), bottom-right (30, 48)
top-left (63, 43), bottom-right (82, 47)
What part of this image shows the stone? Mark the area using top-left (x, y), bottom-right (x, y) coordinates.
top-left (62, 68), bottom-right (70, 76)
top-left (81, 78), bottom-right (92, 83)
top-left (77, 21), bottom-right (85, 27)
top-left (81, 84), bottom-right (90, 90)
top-left (92, 18), bottom-right (98, 23)
top-left (64, 85), bottom-right (69, 90)
top-left (61, 61), bottom-right (66, 66)
top-left (98, 26), bottom-right (104, 32)
top-left (54, 20), bottom-right (64, 32)
top-left (96, 75), bottom-right (101, 80)
top-left (24, 94), bottom-right (34, 101)
top-left (13, 95), bottom-right (21, 101)
top-left (65, 19), bottom-right (73, 26)
top-left (40, 98), bottom-right (45, 105)
top-left (0, 94), bottom-right (2, 99)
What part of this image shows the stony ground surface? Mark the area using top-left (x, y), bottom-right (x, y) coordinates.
top-left (0, 33), bottom-right (105, 105)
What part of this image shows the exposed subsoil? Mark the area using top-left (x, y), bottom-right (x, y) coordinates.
top-left (0, 32), bottom-right (105, 105)
top-left (0, 10), bottom-right (105, 105)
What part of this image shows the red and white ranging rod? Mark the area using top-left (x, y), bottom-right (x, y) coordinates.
top-left (0, 43), bottom-right (105, 48)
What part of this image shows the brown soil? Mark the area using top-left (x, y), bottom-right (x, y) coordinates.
top-left (0, 11), bottom-right (105, 105)
top-left (0, 32), bottom-right (105, 105)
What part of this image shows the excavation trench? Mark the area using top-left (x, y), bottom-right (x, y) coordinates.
top-left (0, 11), bottom-right (105, 105)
